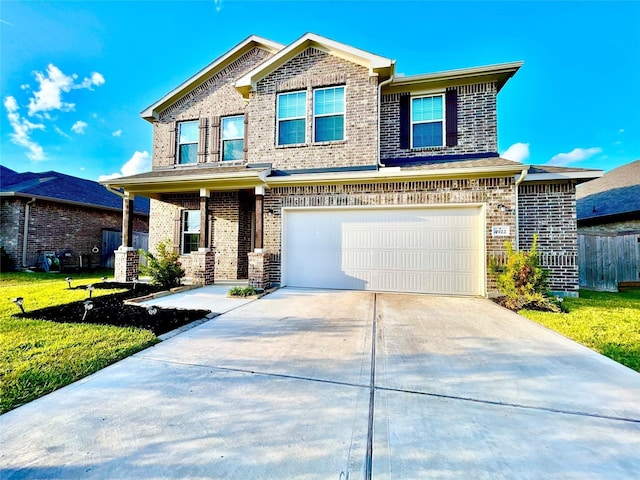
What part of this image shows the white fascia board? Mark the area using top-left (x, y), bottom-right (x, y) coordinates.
top-left (141, 35), bottom-right (284, 121)
top-left (265, 164), bottom-right (526, 187)
top-left (102, 168), bottom-right (272, 189)
top-left (523, 171), bottom-right (603, 182)
top-left (235, 32), bottom-right (394, 97)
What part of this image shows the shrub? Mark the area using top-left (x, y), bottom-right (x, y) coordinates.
top-left (228, 286), bottom-right (258, 297)
top-left (139, 240), bottom-right (185, 288)
top-left (489, 235), bottom-right (560, 312)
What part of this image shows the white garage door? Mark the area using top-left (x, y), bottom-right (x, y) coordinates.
top-left (283, 206), bottom-right (484, 295)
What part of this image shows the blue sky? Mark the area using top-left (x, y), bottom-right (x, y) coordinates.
top-left (1, 0), bottom-right (639, 181)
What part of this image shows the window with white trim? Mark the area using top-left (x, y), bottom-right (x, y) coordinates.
top-left (411, 94), bottom-right (445, 148)
top-left (313, 86), bottom-right (345, 142)
top-left (182, 210), bottom-right (200, 254)
top-left (277, 91), bottom-right (306, 145)
top-left (177, 120), bottom-right (199, 164)
top-left (221, 116), bottom-right (244, 161)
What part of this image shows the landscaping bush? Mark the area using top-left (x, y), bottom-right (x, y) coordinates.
top-left (490, 235), bottom-right (560, 312)
top-left (139, 240), bottom-right (185, 288)
top-left (228, 286), bottom-right (258, 297)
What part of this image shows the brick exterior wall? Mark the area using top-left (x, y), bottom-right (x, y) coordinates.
top-left (518, 182), bottom-right (578, 295)
top-left (153, 47), bottom-right (274, 167)
top-left (380, 82), bottom-right (498, 160)
top-left (578, 219), bottom-right (640, 234)
top-left (0, 198), bottom-right (148, 268)
top-left (263, 177), bottom-right (517, 291)
top-left (249, 47), bottom-right (379, 170)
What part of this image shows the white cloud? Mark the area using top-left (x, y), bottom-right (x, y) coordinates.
top-left (54, 126), bottom-right (71, 139)
top-left (619, 128), bottom-right (624, 134)
top-left (26, 64), bottom-right (105, 116)
top-left (501, 142), bottom-right (530, 163)
top-left (71, 120), bottom-right (88, 134)
top-left (112, 129), bottom-right (122, 137)
top-left (98, 151), bottom-right (151, 181)
top-left (547, 147), bottom-right (602, 166)
top-left (4, 96), bottom-right (46, 161)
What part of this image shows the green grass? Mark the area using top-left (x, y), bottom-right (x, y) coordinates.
top-left (520, 289), bottom-right (640, 372)
top-left (1, 271), bottom-right (158, 413)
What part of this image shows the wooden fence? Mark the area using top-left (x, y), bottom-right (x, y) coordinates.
top-left (578, 232), bottom-right (640, 291)
top-left (101, 230), bottom-right (149, 268)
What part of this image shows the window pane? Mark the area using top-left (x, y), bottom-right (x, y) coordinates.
top-left (315, 115), bottom-right (344, 142)
top-left (223, 139), bottom-right (244, 161)
top-left (278, 92), bottom-right (306, 119)
top-left (184, 210), bottom-right (200, 233)
top-left (178, 121), bottom-right (199, 144)
top-left (222, 116), bottom-right (244, 140)
top-left (315, 87), bottom-right (344, 115)
top-left (413, 122), bottom-right (443, 148)
top-left (278, 118), bottom-right (305, 145)
top-left (179, 143), bottom-right (198, 164)
top-left (183, 233), bottom-right (200, 254)
top-left (412, 96), bottom-right (443, 122)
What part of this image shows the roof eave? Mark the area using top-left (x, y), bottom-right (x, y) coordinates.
top-left (0, 192), bottom-right (149, 216)
top-left (235, 32), bottom-right (394, 99)
top-left (385, 61), bottom-right (523, 94)
top-left (524, 171), bottom-right (603, 182)
top-left (141, 35), bottom-right (285, 122)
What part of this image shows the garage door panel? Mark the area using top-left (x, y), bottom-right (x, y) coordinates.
top-left (284, 207), bottom-right (483, 295)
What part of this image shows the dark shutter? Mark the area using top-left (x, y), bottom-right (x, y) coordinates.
top-left (210, 116), bottom-right (220, 161)
top-left (399, 94), bottom-right (410, 149)
top-left (445, 89), bottom-right (458, 147)
top-left (243, 111), bottom-right (249, 162)
top-left (172, 208), bottom-right (182, 254)
top-left (197, 117), bottom-right (207, 163)
top-left (168, 121), bottom-right (177, 161)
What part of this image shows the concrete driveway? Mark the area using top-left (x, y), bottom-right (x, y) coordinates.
top-left (1, 289), bottom-right (639, 479)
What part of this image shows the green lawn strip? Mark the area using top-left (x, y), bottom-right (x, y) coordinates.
top-left (0, 271), bottom-right (157, 414)
top-left (520, 289), bottom-right (640, 373)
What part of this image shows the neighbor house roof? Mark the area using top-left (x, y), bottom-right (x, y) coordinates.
top-left (0, 165), bottom-right (150, 215)
top-left (576, 159), bottom-right (640, 223)
top-left (141, 35), bottom-right (285, 122)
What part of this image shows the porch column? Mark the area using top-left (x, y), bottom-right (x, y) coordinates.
top-left (254, 185), bottom-right (264, 251)
top-left (114, 192), bottom-right (139, 282)
top-left (122, 193), bottom-right (135, 248)
top-left (199, 188), bottom-right (209, 249)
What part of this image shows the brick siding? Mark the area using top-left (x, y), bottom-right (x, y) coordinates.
top-left (380, 82), bottom-right (498, 160)
top-left (0, 198), bottom-right (148, 268)
top-left (518, 182), bottom-right (578, 294)
top-left (578, 220), bottom-right (640, 234)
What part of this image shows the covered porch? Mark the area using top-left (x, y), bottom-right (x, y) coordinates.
top-left (103, 166), bottom-right (271, 288)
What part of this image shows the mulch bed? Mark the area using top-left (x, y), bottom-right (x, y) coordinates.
top-left (14, 283), bottom-right (211, 336)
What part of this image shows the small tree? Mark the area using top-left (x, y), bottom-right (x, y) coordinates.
top-left (139, 240), bottom-right (185, 288)
top-left (489, 235), bottom-right (559, 312)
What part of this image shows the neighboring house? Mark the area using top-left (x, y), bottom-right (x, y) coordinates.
top-left (103, 33), bottom-right (600, 296)
top-left (0, 165), bottom-right (150, 270)
top-left (576, 160), bottom-right (640, 290)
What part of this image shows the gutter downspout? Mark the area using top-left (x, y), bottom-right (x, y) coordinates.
top-left (22, 198), bottom-right (36, 267)
top-left (377, 70), bottom-right (395, 169)
top-left (514, 168), bottom-right (528, 250)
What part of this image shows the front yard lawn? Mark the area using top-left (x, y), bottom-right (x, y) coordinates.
top-left (520, 289), bottom-right (640, 373)
top-left (1, 272), bottom-right (175, 413)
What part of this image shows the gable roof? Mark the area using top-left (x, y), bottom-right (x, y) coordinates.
top-left (235, 32), bottom-right (395, 98)
top-left (576, 159), bottom-right (640, 222)
top-left (0, 165), bottom-right (150, 215)
top-left (141, 35), bottom-right (284, 122)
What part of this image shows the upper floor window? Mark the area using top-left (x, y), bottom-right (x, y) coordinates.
top-left (178, 121), bottom-right (199, 164)
top-left (277, 91), bottom-right (306, 145)
top-left (313, 86), bottom-right (345, 142)
top-left (182, 209), bottom-right (200, 254)
top-left (411, 95), bottom-right (444, 148)
top-left (221, 116), bottom-right (244, 161)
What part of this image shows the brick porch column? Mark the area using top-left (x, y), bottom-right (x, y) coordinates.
top-left (191, 248), bottom-right (216, 285)
top-left (248, 251), bottom-right (268, 289)
top-left (114, 192), bottom-right (139, 282)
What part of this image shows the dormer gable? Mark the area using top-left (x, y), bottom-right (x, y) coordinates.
top-left (235, 33), bottom-right (395, 98)
top-left (141, 35), bottom-right (284, 122)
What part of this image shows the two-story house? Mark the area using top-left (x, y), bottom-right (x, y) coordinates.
top-left (103, 33), bottom-right (600, 297)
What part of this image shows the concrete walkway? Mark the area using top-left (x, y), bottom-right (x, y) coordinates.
top-left (1, 289), bottom-right (639, 479)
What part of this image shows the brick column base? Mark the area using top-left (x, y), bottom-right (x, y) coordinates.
top-left (191, 248), bottom-right (215, 285)
top-left (114, 247), bottom-right (139, 282)
top-left (248, 251), bottom-right (269, 289)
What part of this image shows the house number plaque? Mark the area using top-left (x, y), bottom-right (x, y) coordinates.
top-left (492, 226), bottom-right (510, 236)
